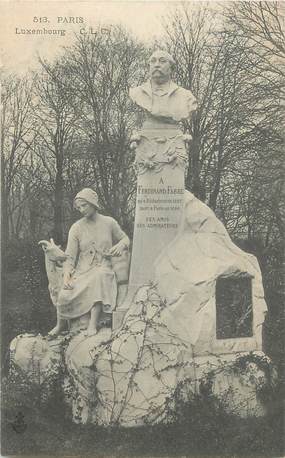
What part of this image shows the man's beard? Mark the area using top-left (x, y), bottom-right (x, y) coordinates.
top-left (151, 71), bottom-right (171, 85)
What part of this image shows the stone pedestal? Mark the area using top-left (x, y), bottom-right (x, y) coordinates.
top-left (129, 165), bottom-right (184, 292)
top-left (113, 126), bottom-right (188, 328)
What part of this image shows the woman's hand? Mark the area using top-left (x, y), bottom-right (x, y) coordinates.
top-left (63, 272), bottom-right (74, 290)
top-left (108, 240), bottom-right (126, 257)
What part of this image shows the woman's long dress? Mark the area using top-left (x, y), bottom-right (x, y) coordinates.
top-left (57, 213), bottom-right (127, 320)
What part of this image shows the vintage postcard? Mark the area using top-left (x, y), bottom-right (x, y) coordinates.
top-left (1, 0), bottom-right (284, 456)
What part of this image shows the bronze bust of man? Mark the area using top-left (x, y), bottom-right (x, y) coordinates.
top-left (129, 50), bottom-right (197, 124)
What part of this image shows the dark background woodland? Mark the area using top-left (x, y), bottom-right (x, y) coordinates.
top-left (1, 1), bottom-right (284, 455)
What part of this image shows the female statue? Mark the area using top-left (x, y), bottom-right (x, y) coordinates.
top-left (48, 188), bottom-right (130, 337)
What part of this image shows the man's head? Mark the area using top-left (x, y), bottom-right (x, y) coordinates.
top-left (149, 50), bottom-right (175, 84)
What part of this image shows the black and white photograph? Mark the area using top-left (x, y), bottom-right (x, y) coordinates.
top-left (1, 1), bottom-right (284, 456)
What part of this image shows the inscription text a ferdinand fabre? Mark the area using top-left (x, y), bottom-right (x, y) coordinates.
top-left (136, 183), bottom-right (183, 230)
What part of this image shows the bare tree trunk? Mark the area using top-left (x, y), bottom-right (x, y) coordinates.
top-left (1, 105), bottom-right (9, 245)
top-left (53, 157), bottom-right (64, 244)
top-left (186, 126), bottom-right (205, 201)
top-left (1, 190), bottom-right (9, 245)
top-left (209, 156), bottom-right (223, 210)
top-left (209, 175), bottom-right (221, 211)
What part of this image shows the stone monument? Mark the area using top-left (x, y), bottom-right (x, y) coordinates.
top-left (9, 50), bottom-right (273, 427)
top-left (113, 50), bottom-right (197, 327)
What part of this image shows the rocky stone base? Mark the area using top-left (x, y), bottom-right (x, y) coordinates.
top-left (9, 289), bottom-right (276, 426)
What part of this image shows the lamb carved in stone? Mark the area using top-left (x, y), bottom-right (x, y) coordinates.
top-left (38, 238), bottom-right (67, 307)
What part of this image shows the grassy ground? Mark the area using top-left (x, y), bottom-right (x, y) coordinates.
top-left (1, 394), bottom-right (284, 458)
top-left (2, 405), bottom-right (284, 457)
top-left (1, 267), bottom-right (284, 457)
